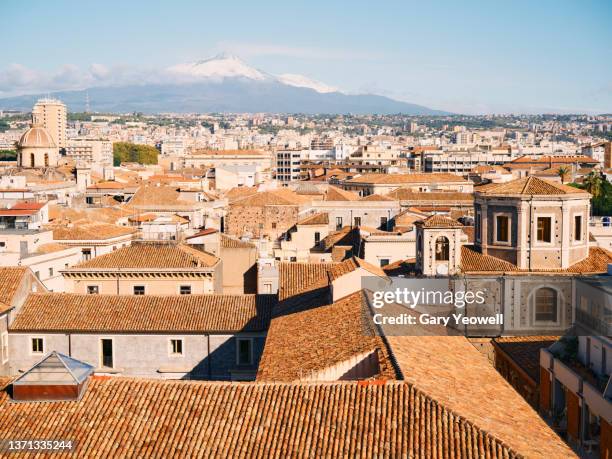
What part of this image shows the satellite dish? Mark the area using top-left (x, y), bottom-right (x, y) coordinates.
top-left (436, 264), bottom-right (449, 275)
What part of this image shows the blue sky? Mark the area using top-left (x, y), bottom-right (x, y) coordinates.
top-left (1, 0), bottom-right (610, 114)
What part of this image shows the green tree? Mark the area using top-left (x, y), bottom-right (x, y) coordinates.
top-left (583, 171), bottom-right (603, 198)
top-left (0, 150), bottom-right (17, 161)
top-left (113, 142), bottom-right (159, 166)
top-left (557, 166), bottom-right (570, 184)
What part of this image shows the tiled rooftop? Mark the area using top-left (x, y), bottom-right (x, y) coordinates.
top-left (346, 173), bottom-right (469, 184)
top-left (475, 176), bottom-right (589, 196)
top-left (416, 214), bottom-right (463, 228)
top-left (0, 267), bottom-right (29, 314)
top-left (220, 234), bottom-right (256, 249)
top-left (278, 262), bottom-right (338, 301)
top-left (51, 222), bottom-right (137, 240)
top-left (257, 290), bottom-right (398, 382)
top-left (230, 189), bottom-right (308, 206)
top-left (327, 256), bottom-right (387, 281)
top-left (493, 336), bottom-right (560, 383)
top-left (72, 243), bottom-right (219, 269)
top-left (387, 189), bottom-right (474, 201)
top-left (323, 186), bottom-right (359, 201)
top-left (461, 245), bottom-right (612, 274)
top-left (0, 377), bottom-right (558, 458)
top-left (297, 212), bottom-right (329, 225)
top-left (10, 293), bottom-right (274, 333)
top-left (386, 335), bottom-right (575, 458)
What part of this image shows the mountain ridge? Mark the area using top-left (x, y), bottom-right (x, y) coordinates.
top-left (0, 54), bottom-right (451, 115)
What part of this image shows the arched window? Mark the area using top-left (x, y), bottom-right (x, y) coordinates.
top-left (435, 236), bottom-right (450, 261)
top-left (44, 153), bottom-right (49, 167)
top-left (30, 153), bottom-right (35, 168)
top-left (535, 288), bottom-right (557, 322)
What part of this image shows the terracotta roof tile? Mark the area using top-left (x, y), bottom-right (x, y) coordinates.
top-left (51, 222), bottom-right (137, 241)
top-left (359, 193), bottom-right (395, 202)
top-left (257, 290), bottom-right (398, 382)
top-left (416, 214), bottom-right (463, 228)
top-left (327, 257), bottom-right (387, 281)
top-left (297, 212), bottom-right (329, 225)
top-left (0, 377), bottom-right (560, 458)
top-left (72, 243), bottom-right (219, 269)
top-left (220, 234), bottom-right (255, 249)
top-left (346, 173), bottom-right (469, 185)
top-left (460, 245), bottom-right (521, 273)
top-left (475, 176), bottom-right (589, 196)
top-left (387, 189), bottom-right (474, 202)
top-left (386, 335), bottom-right (574, 458)
top-left (231, 189), bottom-right (308, 207)
top-left (461, 245), bottom-right (612, 274)
top-left (0, 267), bottom-right (29, 314)
top-left (493, 336), bottom-right (560, 383)
top-left (323, 186), bottom-right (359, 201)
top-left (10, 293), bottom-right (273, 332)
top-left (278, 262), bottom-right (337, 301)
top-left (125, 184), bottom-right (194, 210)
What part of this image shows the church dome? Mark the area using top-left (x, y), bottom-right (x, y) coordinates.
top-left (17, 125), bottom-right (56, 149)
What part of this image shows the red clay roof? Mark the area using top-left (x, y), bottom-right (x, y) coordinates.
top-left (10, 293), bottom-right (273, 333)
top-left (0, 377), bottom-right (558, 458)
top-left (475, 176), bottom-right (589, 196)
top-left (257, 290), bottom-right (397, 382)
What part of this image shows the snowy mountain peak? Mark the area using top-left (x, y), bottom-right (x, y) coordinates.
top-left (167, 54), bottom-right (269, 81)
top-left (165, 54), bottom-right (341, 93)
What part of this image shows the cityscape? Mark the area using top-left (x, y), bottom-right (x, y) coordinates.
top-left (0, 1), bottom-right (611, 458)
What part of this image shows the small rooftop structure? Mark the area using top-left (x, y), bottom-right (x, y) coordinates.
top-left (12, 351), bottom-right (93, 402)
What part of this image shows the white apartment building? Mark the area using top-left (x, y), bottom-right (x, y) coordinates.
top-left (32, 98), bottom-right (67, 149)
top-left (275, 150), bottom-right (302, 183)
top-left (582, 141), bottom-right (611, 168)
top-left (423, 149), bottom-right (515, 173)
top-left (65, 139), bottom-right (113, 167)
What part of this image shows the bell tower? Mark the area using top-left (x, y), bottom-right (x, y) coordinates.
top-left (415, 215), bottom-right (467, 276)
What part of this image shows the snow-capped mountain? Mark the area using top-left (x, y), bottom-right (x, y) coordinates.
top-left (166, 53), bottom-right (339, 94)
top-left (167, 53), bottom-right (269, 82)
top-left (166, 54), bottom-right (340, 94)
top-left (276, 74), bottom-right (338, 93)
top-left (0, 54), bottom-right (450, 115)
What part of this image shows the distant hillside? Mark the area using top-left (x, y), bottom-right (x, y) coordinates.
top-left (0, 54), bottom-right (450, 115)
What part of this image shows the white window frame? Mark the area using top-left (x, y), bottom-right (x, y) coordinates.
top-left (169, 338), bottom-right (184, 357)
top-left (492, 212), bottom-right (512, 246)
top-left (1, 332), bottom-right (8, 364)
top-left (236, 337), bottom-right (253, 366)
top-left (534, 213), bottom-right (555, 246)
top-left (87, 285), bottom-right (99, 295)
top-left (133, 285), bottom-right (146, 295)
top-left (179, 285), bottom-right (192, 295)
top-left (30, 336), bottom-right (45, 355)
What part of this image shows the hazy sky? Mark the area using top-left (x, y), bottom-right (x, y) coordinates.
top-left (1, 0), bottom-right (610, 114)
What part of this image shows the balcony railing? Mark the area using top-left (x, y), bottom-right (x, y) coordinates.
top-left (576, 309), bottom-right (612, 336)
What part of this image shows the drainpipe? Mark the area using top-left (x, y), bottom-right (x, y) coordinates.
top-left (207, 335), bottom-right (212, 379)
top-left (528, 197), bottom-right (533, 272)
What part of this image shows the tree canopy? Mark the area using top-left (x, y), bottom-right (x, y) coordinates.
top-left (113, 142), bottom-right (159, 166)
